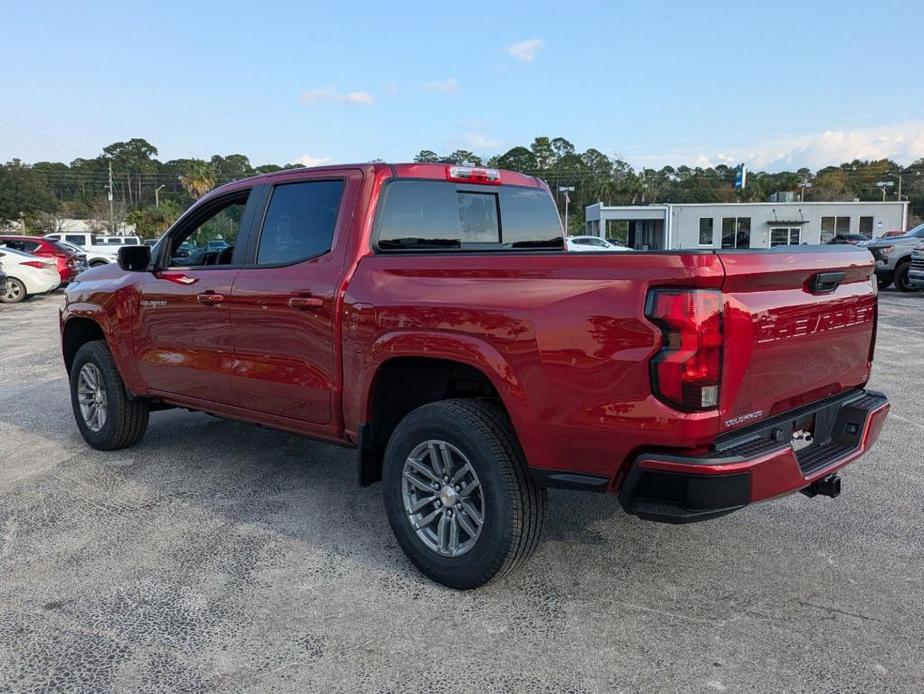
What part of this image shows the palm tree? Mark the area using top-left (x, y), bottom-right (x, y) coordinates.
top-left (180, 160), bottom-right (216, 200)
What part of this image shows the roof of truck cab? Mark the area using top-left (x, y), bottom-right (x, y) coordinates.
top-left (208, 162), bottom-right (543, 197)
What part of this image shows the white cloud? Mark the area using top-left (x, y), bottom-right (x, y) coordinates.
top-left (463, 133), bottom-right (502, 149)
top-left (423, 77), bottom-right (461, 95)
top-left (300, 86), bottom-right (375, 105)
top-left (294, 154), bottom-right (334, 167)
top-left (506, 38), bottom-right (544, 63)
top-left (633, 120), bottom-right (924, 171)
top-left (339, 91), bottom-right (374, 105)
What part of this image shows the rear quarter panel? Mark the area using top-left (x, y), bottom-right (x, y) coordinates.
top-left (343, 251), bottom-right (725, 481)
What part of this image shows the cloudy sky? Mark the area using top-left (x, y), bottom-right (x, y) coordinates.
top-left (1, 0), bottom-right (921, 171)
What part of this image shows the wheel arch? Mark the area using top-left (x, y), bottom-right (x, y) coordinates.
top-left (354, 332), bottom-right (534, 487)
top-left (62, 316), bottom-right (107, 373)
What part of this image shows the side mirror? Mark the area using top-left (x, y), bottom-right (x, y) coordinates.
top-left (118, 245), bottom-right (151, 272)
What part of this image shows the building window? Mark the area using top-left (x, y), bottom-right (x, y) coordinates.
top-left (605, 219), bottom-right (629, 246)
top-left (821, 216), bottom-right (850, 243)
top-left (698, 218), bottom-right (714, 246)
top-left (770, 227), bottom-right (801, 247)
top-left (859, 216), bottom-right (873, 238)
top-left (721, 217), bottom-right (751, 248)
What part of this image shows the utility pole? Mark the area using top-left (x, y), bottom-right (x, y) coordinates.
top-left (155, 184), bottom-right (165, 208)
top-left (107, 161), bottom-right (115, 234)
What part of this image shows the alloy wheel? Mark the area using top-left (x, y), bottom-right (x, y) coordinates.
top-left (401, 440), bottom-right (485, 557)
top-left (77, 363), bottom-right (108, 432)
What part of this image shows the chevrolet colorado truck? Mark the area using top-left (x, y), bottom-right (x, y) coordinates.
top-left (61, 163), bottom-right (890, 588)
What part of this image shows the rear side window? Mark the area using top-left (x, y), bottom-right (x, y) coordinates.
top-left (376, 181), bottom-right (563, 251)
top-left (4, 239), bottom-right (40, 253)
top-left (256, 180), bottom-right (344, 265)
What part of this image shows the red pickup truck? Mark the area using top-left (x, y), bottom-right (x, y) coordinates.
top-left (61, 163), bottom-right (889, 588)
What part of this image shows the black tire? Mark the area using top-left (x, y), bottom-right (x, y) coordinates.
top-left (876, 276), bottom-right (891, 290)
top-left (0, 277), bottom-right (27, 304)
top-left (895, 261), bottom-right (916, 292)
top-left (70, 340), bottom-right (149, 450)
top-left (383, 399), bottom-right (546, 589)
top-left (89, 260), bottom-right (108, 267)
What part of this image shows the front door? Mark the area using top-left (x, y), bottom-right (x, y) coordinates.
top-left (133, 188), bottom-right (254, 403)
top-left (229, 171), bottom-right (360, 424)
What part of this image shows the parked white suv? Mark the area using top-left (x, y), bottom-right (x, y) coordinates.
top-left (96, 235), bottom-right (143, 246)
top-left (566, 236), bottom-right (631, 252)
top-left (44, 232), bottom-right (119, 266)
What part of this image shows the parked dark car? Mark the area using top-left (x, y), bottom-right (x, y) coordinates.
top-left (827, 234), bottom-right (869, 245)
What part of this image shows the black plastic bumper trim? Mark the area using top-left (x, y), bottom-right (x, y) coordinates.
top-left (530, 469), bottom-right (610, 492)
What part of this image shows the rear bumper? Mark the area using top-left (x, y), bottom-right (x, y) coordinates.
top-left (618, 389), bottom-right (889, 523)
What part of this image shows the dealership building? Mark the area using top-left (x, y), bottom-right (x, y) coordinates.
top-left (584, 200), bottom-right (908, 250)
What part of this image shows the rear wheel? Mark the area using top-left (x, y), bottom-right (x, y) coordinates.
top-left (895, 261), bottom-right (916, 292)
top-left (0, 278), bottom-right (26, 304)
top-left (383, 399), bottom-right (546, 589)
top-left (70, 340), bottom-right (149, 450)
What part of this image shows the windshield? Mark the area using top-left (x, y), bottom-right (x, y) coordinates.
top-left (902, 223), bottom-right (924, 238)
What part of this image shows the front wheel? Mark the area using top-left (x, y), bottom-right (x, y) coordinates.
top-left (0, 278), bottom-right (27, 303)
top-left (70, 340), bottom-right (150, 450)
top-left (383, 399), bottom-right (546, 589)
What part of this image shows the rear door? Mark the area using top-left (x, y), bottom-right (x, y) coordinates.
top-left (228, 169), bottom-right (362, 424)
top-left (716, 246), bottom-right (876, 432)
top-left (133, 187), bottom-right (258, 403)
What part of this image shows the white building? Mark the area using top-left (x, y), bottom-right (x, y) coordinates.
top-left (584, 200), bottom-right (908, 250)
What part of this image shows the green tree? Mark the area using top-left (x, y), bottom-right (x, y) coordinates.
top-left (493, 147), bottom-right (537, 173)
top-left (0, 159), bottom-right (57, 227)
top-left (180, 160), bottom-right (217, 200)
top-left (413, 150), bottom-right (440, 163)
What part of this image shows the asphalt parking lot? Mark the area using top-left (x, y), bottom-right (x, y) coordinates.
top-left (0, 291), bottom-right (922, 693)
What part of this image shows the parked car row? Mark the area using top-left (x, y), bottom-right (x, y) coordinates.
top-left (865, 223), bottom-right (924, 291)
top-left (0, 246), bottom-right (61, 303)
top-left (43, 232), bottom-right (139, 266)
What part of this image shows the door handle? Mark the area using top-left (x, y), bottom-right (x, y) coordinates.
top-left (197, 292), bottom-right (224, 305)
top-left (288, 296), bottom-right (324, 309)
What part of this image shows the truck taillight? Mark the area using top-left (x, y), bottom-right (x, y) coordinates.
top-left (645, 288), bottom-right (723, 411)
top-left (446, 165), bottom-right (501, 185)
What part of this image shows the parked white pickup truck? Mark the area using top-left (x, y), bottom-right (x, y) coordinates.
top-left (44, 232), bottom-right (122, 267)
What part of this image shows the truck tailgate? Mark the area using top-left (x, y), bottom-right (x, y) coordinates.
top-left (716, 246), bottom-right (876, 433)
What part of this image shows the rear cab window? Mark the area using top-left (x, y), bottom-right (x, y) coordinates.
top-left (375, 180), bottom-right (563, 251)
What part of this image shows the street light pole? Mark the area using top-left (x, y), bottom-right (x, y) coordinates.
top-left (559, 186), bottom-right (575, 235)
top-left (107, 161), bottom-right (115, 234)
top-left (155, 184), bottom-right (165, 208)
